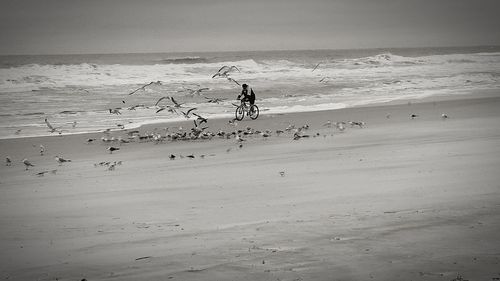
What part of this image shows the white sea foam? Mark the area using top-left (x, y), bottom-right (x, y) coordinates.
top-left (1, 49), bottom-right (499, 139)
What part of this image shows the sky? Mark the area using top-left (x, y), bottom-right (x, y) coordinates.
top-left (1, 0), bottom-right (499, 55)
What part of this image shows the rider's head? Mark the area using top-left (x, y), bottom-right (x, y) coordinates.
top-left (242, 84), bottom-right (248, 89)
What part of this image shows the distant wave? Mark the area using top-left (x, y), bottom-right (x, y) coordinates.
top-left (157, 56), bottom-right (208, 64)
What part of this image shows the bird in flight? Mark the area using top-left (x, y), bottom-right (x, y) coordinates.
top-left (180, 108), bottom-right (197, 119)
top-left (44, 118), bottom-right (61, 133)
top-left (154, 96), bottom-right (170, 106)
top-left (185, 88), bottom-right (210, 96)
top-left (212, 65), bottom-right (240, 78)
top-left (170, 97), bottom-right (184, 108)
top-left (204, 97), bottom-right (226, 104)
top-left (193, 113), bottom-right (208, 124)
top-left (128, 81), bottom-right (162, 95)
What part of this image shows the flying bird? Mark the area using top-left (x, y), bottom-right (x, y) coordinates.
top-left (212, 65), bottom-right (240, 78)
top-left (44, 118), bottom-right (61, 133)
top-left (204, 97), bottom-right (226, 104)
top-left (192, 113), bottom-right (208, 124)
top-left (154, 96), bottom-right (170, 106)
top-left (441, 113), bottom-right (449, 119)
top-left (128, 81), bottom-right (162, 95)
top-left (181, 108), bottom-right (197, 119)
top-left (312, 62), bottom-right (321, 72)
top-left (170, 97), bottom-right (184, 108)
top-left (185, 88), bottom-right (209, 96)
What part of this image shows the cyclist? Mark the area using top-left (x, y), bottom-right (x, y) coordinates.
top-left (237, 84), bottom-right (255, 105)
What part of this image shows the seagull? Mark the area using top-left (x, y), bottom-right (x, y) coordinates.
top-left (169, 154), bottom-right (176, 160)
top-left (71, 121), bottom-right (77, 128)
top-left (181, 108), bottom-right (197, 119)
top-left (6, 156), bottom-right (12, 166)
top-left (323, 120), bottom-right (332, 128)
top-left (192, 113), bottom-right (208, 124)
top-left (55, 156), bottom-right (71, 165)
top-left (204, 97), bottom-right (226, 104)
top-left (279, 171), bottom-right (285, 177)
top-left (86, 138), bottom-right (96, 143)
top-left (36, 171), bottom-right (50, 177)
top-left (348, 121), bottom-right (365, 128)
top-left (45, 118), bottom-right (61, 133)
top-left (40, 145), bottom-right (45, 156)
top-left (212, 65), bottom-right (240, 78)
top-left (109, 108), bottom-right (121, 115)
top-left (410, 114), bottom-right (419, 119)
top-left (22, 158), bottom-right (34, 170)
top-left (185, 88), bottom-right (209, 96)
top-left (170, 97), bottom-right (184, 108)
top-left (441, 113), bottom-right (448, 119)
top-left (154, 96), bottom-right (170, 106)
top-left (156, 105), bottom-right (177, 113)
top-left (15, 129), bottom-right (22, 135)
top-left (107, 146), bottom-right (120, 154)
top-left (128, 81), bottom-right (162, 95)
top-left (312, 62), bottom-right (321, 72)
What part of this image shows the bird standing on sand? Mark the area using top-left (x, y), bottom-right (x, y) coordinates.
top-left (55, 156), bottom-right (71, 165)
top-left (22, 158), bottom-right (34, 170)
top-left (107, 147), bottom-right (120, 154)
top-left (109, 108), bottom-right (121, 115)
top-left (40, 145), bottom-right (45, 156)
top-left (410, 114), bottom-right (419, 119)
top-left (441, 113), bottom-right (448, 119)
top-left (6, 156), bottom-right (12, 166)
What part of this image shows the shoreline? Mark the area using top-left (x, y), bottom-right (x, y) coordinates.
top-left (1, 89), bottom-right (498, 142)
top-left (1, 92), bottom-right (500, 280)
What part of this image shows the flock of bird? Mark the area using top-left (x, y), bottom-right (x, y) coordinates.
top-left (5, 62), bottom-right (451, 176)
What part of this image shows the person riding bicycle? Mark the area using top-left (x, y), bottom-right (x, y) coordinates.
top-left (237, 84), bottom-right (255, 106)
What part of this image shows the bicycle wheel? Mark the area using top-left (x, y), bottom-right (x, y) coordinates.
top-left (235, 106), bottom-right (244, 121)
top-left (249, 105), bottom-right (259, 120)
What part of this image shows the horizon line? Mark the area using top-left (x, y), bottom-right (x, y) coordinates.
top-left (1, 44), bottom-right (499, 57)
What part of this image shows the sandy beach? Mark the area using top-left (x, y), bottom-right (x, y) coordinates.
top-left (1, 94), bottom-right (500, 281)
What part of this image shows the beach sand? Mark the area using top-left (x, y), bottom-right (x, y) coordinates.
top-left (1, 95), bottom-right (500, 281)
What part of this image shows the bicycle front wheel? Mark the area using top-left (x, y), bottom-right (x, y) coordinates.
top-left (249, 105), bottom-right (259, 120)
top-left (235, 106), bottom-right (244, 121)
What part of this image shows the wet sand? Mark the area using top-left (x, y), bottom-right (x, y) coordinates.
top-left (1, 95), bottom-right (500, 281)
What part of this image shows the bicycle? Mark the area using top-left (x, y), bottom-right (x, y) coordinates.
top-left (235, 100), bottom-right (259, 121)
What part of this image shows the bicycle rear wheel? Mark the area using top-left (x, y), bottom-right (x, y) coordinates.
top-left (249, 105), bottom-right (259, 120)
top-left (235, 106), bottom-right (244, 121)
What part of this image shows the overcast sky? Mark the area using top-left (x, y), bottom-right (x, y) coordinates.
top-left (1, 0), bottom-right (499, 55)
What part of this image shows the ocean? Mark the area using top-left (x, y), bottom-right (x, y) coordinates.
top-left (1, 46), bottom-right (499, 139)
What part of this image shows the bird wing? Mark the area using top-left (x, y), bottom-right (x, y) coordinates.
top-left (45, 118), bottom-right (54, 130)
top-left (156, 107), bottom-right (166, 113)
top-left (230, 66), bottom-right (241, 72)
top-left (186, 108), bottom-right (197, 115)
top-left (213, 66), bottom-right (229, 78)
top-left (312, 62), bottom-right (321, 72)
top-left (128, 82), bottom-right (153, 95)
top-left (155, 96), bottom-right (170, 106)
top-left (170, 96), bottom-right (181, 106)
